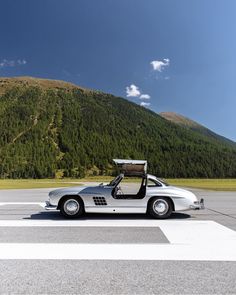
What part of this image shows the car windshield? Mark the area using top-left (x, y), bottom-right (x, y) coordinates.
top-left (157, 178), bottom-right (170, 186)
top-left (108, 174), bottom-right (123, 186)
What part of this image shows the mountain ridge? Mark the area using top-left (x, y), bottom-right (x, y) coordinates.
top-left (160, 112), bottom-right (236, 146)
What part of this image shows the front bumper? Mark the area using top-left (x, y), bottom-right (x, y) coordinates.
top-left (189, 198), bottom-right (205, 210)
top-left (45, 201), bottom-right (58, 211)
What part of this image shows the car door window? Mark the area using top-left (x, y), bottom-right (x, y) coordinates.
top-left (147, 178), bottom-right (162, 187)
top-left (118, 177), bottom-right (143, 195)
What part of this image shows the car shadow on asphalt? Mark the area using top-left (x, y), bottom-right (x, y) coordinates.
top-left (25, 211), bottom-right (191, 220)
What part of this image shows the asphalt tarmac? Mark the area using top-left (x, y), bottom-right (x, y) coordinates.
top-left (0, 186), bottom-right (235, 294)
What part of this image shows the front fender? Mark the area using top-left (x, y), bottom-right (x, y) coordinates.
top-left (48, 186), bottom-right (88, 206)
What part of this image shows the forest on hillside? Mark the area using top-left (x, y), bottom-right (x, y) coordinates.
top-left (0, 85), bottom-right (236, 179)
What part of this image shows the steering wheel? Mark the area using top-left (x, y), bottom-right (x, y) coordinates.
top-left (116, 185), bottom-right (124, 195)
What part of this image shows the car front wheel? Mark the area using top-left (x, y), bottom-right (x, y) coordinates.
top-left (148, 197), bottom-right (172, 219)
top-left (60, 196), bottom-right (84, 218)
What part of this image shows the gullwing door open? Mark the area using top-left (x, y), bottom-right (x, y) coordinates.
top-left (113, 159), bottom-right (147, 176)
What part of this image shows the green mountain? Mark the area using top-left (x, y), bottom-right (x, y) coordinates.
top-left (160, 112), bottom-right (236, 147)
top-left (0, 76), bottom-right (236, 179)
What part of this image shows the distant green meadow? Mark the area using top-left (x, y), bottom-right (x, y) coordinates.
top-left (0, 178), bottom-right (236, 191)
top-left (0, 179), bottom-right (83, 189)
top-left (166, 178), bottom-right (236, 191)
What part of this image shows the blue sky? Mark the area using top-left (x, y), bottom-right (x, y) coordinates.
top-left (0, 0), bottom-right (235, 141)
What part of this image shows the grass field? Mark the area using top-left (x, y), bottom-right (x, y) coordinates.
top-left (0, 177), bottom-right (236, 190)
top-left (166, 178), bottom-right (236, 191)
top-left (0, 179), bottom-right (83, 190)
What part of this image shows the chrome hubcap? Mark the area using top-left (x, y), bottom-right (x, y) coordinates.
top-left (64, 199), bottom-right (80, 215)
top-left (153, 199), bottom-right (169, 215)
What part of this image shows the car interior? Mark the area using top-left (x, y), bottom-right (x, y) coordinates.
top-left (112, 176), bottom-right (147, 199)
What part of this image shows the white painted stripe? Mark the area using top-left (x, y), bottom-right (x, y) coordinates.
top-left (0, 218), bottom-right (234, 232)
top-left (159, 220), bottom-right (236, 244)
top-left (0, 202), bottom-right (45, 208)
top-left (0, 219), bottom-right (216, 228)
top-left (0, 242), bottom-right (235, 261)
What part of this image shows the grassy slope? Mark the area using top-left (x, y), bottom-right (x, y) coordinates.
top-left (0, 76), bottom-right (86, 95)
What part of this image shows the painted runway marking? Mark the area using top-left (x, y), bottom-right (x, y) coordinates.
top-left (0, 202), bottom-right (45, 208)
top-left (0, 219), bottom-right (212, 227)
top-left (0, 242), bottom-right (235, 261)
top-left (0, 220), bottom-right (235, 260)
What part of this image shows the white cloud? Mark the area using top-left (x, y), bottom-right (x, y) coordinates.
top-left (126, 85), bottom-right (151, 107)
top-left (140, 94), bottom-right (150, 100)
top-left (0, 59), bottom-right (14, 68)
top-left (126, 84), bottom-right (141, 97)
top-left (0, 59), bottom-right (27, 69)
top-left (140, 101), bottom-right (150, 107)
top-left (150, 58), bottom-right (170, 72)
top-left (17, 59), bottom-right (27, 65)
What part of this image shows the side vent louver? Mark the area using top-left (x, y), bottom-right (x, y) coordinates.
top-left (93, 196), bottom-right (107, 206)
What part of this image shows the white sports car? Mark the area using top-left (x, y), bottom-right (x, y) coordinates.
top-left (45, 159), bottom-right (204, 219)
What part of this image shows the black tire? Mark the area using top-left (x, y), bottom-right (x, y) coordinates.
top-left (148, 197), bottom-right (173, 219)
top-left (60, 196), bottom-right (84, 218)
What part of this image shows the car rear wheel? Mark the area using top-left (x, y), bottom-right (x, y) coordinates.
top-left (148, 197), bottom-right (172, 219)
top-left (60, 196), bottom-right (84, 218)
